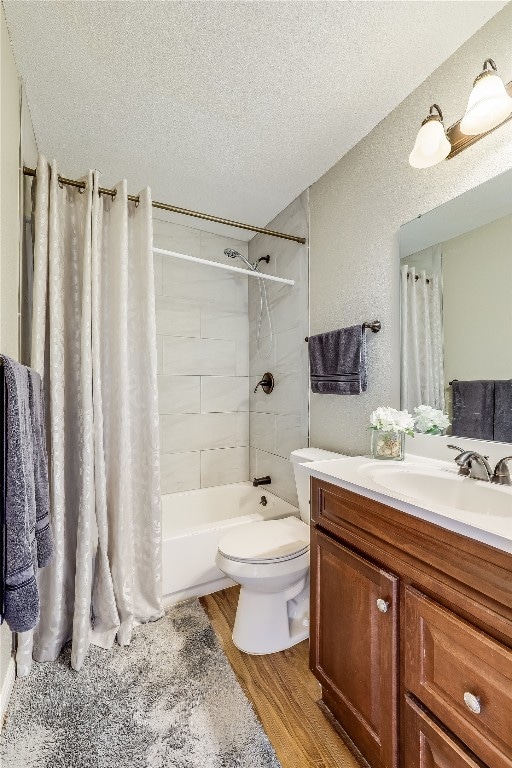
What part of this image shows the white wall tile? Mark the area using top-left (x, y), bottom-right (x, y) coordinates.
top-left (275, 328), bottom-right (302, 372)
top-left (156, 296), bottom-right (201, 338)
top-left (200, 270), bottom-right (237, 307)
top-left (160, 412), bottom-right (240, 453)
top-left (163, 337), bottom-right (236, 376)
top-left (275, 414), bottom-right (307, 459)
top-left (201, 305), bottom-right (248, 341)
top-left (235, 275), bottom-right (248, 309)
top-left (154, 219), bottom-right (201, 258)
top-left (249, 412), bottom-right (276, 453)
top-left (248, 193), bottom-right (309, 506)
top-left (154, 218), bottom-right (252, 490)
top-left (160, 451), bottom-right (200, 494)
top-left (236, 340), bottom-right (249, 376)
top-left (253, 449), bottom-right (298, 506)
top-left (265, 281), bottom-right (301, 334)
top-left (249, 333), bottom-right (276, 376)
top-left (236, 412), bottom-right (249, 447)
top-left (200, 447), bottom-right (249, 488)
top-left (201, 376), bottom-right (249, 413)
top-left (158, 375), bottom-right (200, 414)
top-left (162, 258), bottom-right (205, 302)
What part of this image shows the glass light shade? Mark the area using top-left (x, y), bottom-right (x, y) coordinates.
top-left (460, 72), bottom-right (512, 135)
top-left (409, 118), bottom-right (451, 169)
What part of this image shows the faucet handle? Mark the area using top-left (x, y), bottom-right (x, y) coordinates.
top-left (492, 456), bottom-right (512, 486)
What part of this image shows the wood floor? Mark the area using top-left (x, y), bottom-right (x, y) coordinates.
top-left (200, 587), bottom-right (360, 768)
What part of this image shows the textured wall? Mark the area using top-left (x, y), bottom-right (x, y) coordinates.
top-left (309, 4), bottom-right (512, 455)
top-left (248, 192), bottom-right (309, 506)
top-left (154, 219), bottom-right (250, 493)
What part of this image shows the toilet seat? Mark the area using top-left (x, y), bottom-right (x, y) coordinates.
top-left (218, 516), bottom-right (310, 564)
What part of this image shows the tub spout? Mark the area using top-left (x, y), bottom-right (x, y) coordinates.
top-left (253, 476), bottom-right (271, 487)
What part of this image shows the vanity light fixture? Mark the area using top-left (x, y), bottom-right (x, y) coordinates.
top-left (460, 59), bottom-right (512, 136)
top-left (409, 104), bottom-right (451, 169)
top-left (410, 58), bottom-right (512, 167)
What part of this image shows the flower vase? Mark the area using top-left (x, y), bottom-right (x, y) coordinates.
top-left (371, 430), bottom-right (405, 461)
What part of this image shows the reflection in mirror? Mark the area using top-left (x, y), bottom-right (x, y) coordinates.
top-left (399, 167), bottom-right (512, 443)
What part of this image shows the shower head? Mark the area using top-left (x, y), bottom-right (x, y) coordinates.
top-left (223, 248), bottom-right (256, 271)
top-left (224, 248), bottom-right (241, 259)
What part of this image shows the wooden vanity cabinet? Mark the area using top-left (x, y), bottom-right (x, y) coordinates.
top-left (309, 477), bottom-right (512, 768)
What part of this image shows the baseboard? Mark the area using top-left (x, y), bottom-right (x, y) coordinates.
top-left (162, 576), bottom-right (235, 608)
top-left (0, 656), bottom-right (16, 728)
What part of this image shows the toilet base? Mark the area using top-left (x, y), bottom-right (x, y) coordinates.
top-left (232, 575), bottom-right (309, 655)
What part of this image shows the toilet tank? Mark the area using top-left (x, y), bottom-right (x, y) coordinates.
top-left (290, 448), bottom-right (346, 523)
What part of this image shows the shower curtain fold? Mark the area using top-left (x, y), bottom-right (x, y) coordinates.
top-left (16, 156), bottom-right (162, 676)
top-left (401, 261), bottom-right (445, 413)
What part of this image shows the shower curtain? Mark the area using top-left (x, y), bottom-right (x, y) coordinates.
top-left (401, 261), bottom-right (445, 413)
top-left (17, 155), bottom-right (162, 674)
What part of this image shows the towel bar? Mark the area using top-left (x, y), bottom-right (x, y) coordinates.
top-left (305, 320), bottom-right (381, 342)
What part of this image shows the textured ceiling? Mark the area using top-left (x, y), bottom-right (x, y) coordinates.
top-left (3, 1), bottom-right (506, 239)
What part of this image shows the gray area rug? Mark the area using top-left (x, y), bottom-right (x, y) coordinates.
top-left (0, 600), bottom-right (281, 768)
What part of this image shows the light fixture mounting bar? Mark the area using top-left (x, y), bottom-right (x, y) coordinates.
top-left (446, 79), bottom-right (512, 159)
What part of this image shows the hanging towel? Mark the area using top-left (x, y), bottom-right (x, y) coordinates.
top-left (451, 380), bottom-right (495, 441)
top-left (493, 380), bottom-right (512, 443)
top-left (309, 325), bottom-right (367, 395)
top-left (1, 355), bottom-right (53, 633)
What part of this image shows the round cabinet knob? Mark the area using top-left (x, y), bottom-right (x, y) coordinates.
top-left (376, 599), bottom-right (389, 613)
top-left (463, 692), bottom-right (481, 714)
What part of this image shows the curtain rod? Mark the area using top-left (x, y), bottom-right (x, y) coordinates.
top-left (22, 166), bottom-right (306, 245)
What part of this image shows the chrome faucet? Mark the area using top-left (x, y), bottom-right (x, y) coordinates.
top-left (448, 445), bottom-right (493, 481)
top-left (448, 446), bottom-right (512, 485)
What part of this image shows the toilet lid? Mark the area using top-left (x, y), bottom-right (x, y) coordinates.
top-left (218, 516), bottom-right (310, 563)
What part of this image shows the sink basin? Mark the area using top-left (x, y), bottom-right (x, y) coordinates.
top-left (304, 455), bottom-right (512, 549)
top-left (359, 463), bottom-right (512, 520)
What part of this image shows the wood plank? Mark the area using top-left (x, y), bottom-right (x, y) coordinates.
top-left (201, 587), bottom-right (360, 768)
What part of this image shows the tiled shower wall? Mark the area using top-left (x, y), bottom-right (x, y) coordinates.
top-left (248, 191), bottom-right (309, 506)
top-left (154, 219), bottom-right (250, 493)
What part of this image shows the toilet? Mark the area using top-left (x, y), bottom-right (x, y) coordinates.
top-left (215, 447), bottom-right (342, 654)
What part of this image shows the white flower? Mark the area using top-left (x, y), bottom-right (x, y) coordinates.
top-left (370, 406), bottom-right (415, 435)
top-left (413, 405), bottom-right (451, 434)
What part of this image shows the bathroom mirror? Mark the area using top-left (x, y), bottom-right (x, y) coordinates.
top-left (399, 166), bottom-right (512, 442)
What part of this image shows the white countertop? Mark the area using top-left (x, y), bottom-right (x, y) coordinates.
top-left (304, 453), bottom-right (512, 554)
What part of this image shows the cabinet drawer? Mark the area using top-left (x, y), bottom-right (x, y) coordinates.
top-left (404, 696), bottom-right (486, 768)
top-left (405, 587), bottom-right (512, 768)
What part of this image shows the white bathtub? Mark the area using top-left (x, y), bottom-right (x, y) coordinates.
top-left (161, 482), bottom-right (299, 605)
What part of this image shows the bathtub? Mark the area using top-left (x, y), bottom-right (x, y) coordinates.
top-left (161, 482), bottom-right (299, 605)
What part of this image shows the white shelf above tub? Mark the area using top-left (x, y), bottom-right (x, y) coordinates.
top-left (153, 247), bottom-right (295, 286)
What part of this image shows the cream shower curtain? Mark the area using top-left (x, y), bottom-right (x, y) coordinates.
top-left (401, 261), bottom-right (444, 413)
top-left (17, 156), bottom-right (162, 674)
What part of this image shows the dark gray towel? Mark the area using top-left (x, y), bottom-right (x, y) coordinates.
top-left (451, 380), bottom-right (494, 440)
top-left (494, 380), bottom-right (512, 443)
top-left (2, 355), bottom-right (53, 633)
top-left (309, 325), bottom-right (367, 395)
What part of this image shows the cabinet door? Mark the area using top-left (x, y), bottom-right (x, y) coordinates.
top-left (404, 695), bottom-right (486, 768)
top-left (310, 528), bottom-right (399, 768)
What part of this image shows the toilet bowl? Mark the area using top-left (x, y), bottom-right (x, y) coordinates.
top-left (215, 447), bottom-right (343, 654)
